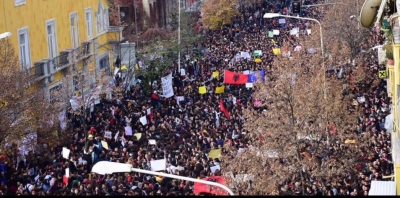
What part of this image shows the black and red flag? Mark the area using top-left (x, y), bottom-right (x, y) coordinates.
top-left (224, 70), bottom-right (248, 84)
top-left (219, 99), bottom-right (230, 119)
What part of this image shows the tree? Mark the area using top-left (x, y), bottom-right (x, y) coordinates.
top-left (54, 69), bottom-right (115, 119)
top-left (201, 0), bottom-right (241, 30)
top-left (0, 38), bottom-right (60, 162)
top-left (221, 32), bottom-right (362, 195)
top-left (321, 0), bottom-right (370, 62)
top-left (134, 6), bottom-right (203, 93)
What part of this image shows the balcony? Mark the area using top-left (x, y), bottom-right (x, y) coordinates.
top-left (108, 26), bottom-right (123, 32)
top-left (72, 41), bottom-right (93, 61)
top-left (52, 50), bottom-right (71, 71)
top-left (28, 61), bottom-right (49, 81)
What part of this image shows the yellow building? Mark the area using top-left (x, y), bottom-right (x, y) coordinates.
top-left (0, 0), bottom-right (122, 99)
top-left (382, 16), bottom-right (400, 195)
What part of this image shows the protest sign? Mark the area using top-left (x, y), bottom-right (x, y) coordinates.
top-left (215, 86), bottom-right (225, 94)
top-left (101, 141), bottom-right (109, 150)
top-left (208, 149), bottom-right (222, 159)
top-left (149, 139), bottom-right (156, 145)
top-left (139, 116), bottom-right (147, 125)
top-left (104, 131), bottom-right (112, 139)
top-left (212, 71), bottom-right (219, 78)
top-left (161, 73), bottom-right (174, 98)
top-left (151, 159), bottom-right (166, 172)
top-left (199, 86), bottom-right (207, 94)
top-left (268, 31), bottom-right (274, 37)
top-left (62, 147), bottom-right (70, 159)
top-left (134, 133), bottom-right (142, 140)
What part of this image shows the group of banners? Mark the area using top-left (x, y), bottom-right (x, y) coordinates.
top-left (197, 69), bottom-right (266, 94)
top-left (199, 85), bottom-right (225, 94)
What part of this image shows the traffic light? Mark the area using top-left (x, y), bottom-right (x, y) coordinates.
top-left (292, 1), bottom-right (301, 14)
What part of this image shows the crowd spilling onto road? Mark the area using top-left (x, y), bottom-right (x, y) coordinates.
top-left (0, 0), bottom-right (394, 196)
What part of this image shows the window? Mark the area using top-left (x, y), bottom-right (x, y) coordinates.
top-left (96, 2), bottom-right (109, 34)
top-left (70, 13), bottom-right (79, 48)
top-left (46, 20), bottom-right (58, 58)
top-left (85, 8), bottom-right (93, 39)
top-left (18, 28), bottom-right (31, 69)
top-left (14, 0), bottom-right (26, 6)
top-left (99, 55), bottom-right (110, 75)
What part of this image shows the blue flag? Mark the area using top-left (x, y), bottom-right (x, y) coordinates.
top-left (260, 70), bottom-right (265, 82)
top-left (248, 73), bottom-right (257, 83)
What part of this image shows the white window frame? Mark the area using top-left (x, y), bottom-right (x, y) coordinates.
top-left (104, 8), bottom-right (109, 30)
top-left (96, 2), bottom-right (108, 35)
top-left (14, 0), bottom-right (26, 7)
top-left (46, 19), bottom-right (58, 59)
top-left (70, 12), bottom-right (80, 48)
top-left (85, 8), bottom-right (93, 39)
top-left (17, 27), bottom-right (31, 70)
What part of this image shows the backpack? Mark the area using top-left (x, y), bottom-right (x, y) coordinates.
top-left (25, 183), bottom-right (33, 192)
top-left (43, 177), bottom-right (51, 186)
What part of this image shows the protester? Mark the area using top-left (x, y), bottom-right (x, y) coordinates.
top-left (0, 0), bottom-right (392, 196)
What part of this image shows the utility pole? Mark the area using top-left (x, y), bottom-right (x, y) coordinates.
top-left (134, 0), bottom-right (138, 47)
top-left (178, 0), bottom-right (181, 71)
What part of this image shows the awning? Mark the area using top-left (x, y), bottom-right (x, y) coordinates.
top-left (369, 181), bottom-right (396, 196)
top-left (384, 113), bottom-right (393, 132)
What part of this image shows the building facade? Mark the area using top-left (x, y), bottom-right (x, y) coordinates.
top-left (117, 0), bottom-right (201, 34)
top-left (374, 0), bottom-right (400, 195)
top-left (0, 0), bottom-right (122, 100)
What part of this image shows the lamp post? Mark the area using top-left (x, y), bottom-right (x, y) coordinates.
top-left (92, 161), bottom-right (235, 195)
top-left (301, 2), bottom-right (346, 8)
top-left (178, 0), bottom-right (181, 71)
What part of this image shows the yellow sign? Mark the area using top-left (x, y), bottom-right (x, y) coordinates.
top-left (215, 86), bottom-right (225, 94)
top-left (378, 70), bottom-right (388, 79)
top-left (121, 65), bottom-right (128, 70)
top-left (272, 48), bottom-right (281, 55)
top-left (134, 133), bottom-right (142, 140)
top-left (199, 86), bottom-right (207, 94)
top-left (212, 71), bottom-right (220, 78)
top-left (345, 139), bottom-right (356, 144)
top-left (255, 58), bottom-right (262, 63)
top-left (101, 141), bottom-right (109, 150)
top-left (208, 149), bottom-right (222, 159)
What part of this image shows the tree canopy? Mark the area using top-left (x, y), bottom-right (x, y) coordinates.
top-left (201, 0), bottom-right (241, 30)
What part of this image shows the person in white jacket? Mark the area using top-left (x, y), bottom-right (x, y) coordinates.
top-left (125, 116), bottom-right (132, 126)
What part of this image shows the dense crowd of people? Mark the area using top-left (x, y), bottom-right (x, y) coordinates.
top-left (0, 0), bottom-right (394, 196)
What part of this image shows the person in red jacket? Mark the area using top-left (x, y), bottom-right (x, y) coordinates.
top-left (151, 91), bottom-right (161, 110)
top-left (88, 127), bottom-right (97, 135)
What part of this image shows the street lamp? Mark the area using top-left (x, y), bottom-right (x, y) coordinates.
top-left (92, 161), bottom-right (235, 195)
top-left (301, 2), bottom-right (346, 8)
top-left (178, 0), bottom-right (181, 71)
top-left (0, 32), bottom-right (12, 40)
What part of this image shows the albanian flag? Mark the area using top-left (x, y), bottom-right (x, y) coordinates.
top-left (193, 176), bottom-right (228, 195)
top-left (224, 70), bottom-right (248, 84)
top-left (219, 99), bottom-right (230, 119)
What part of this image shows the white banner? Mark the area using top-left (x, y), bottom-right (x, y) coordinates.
top-left (161, 73), bottom-right (174, 98)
